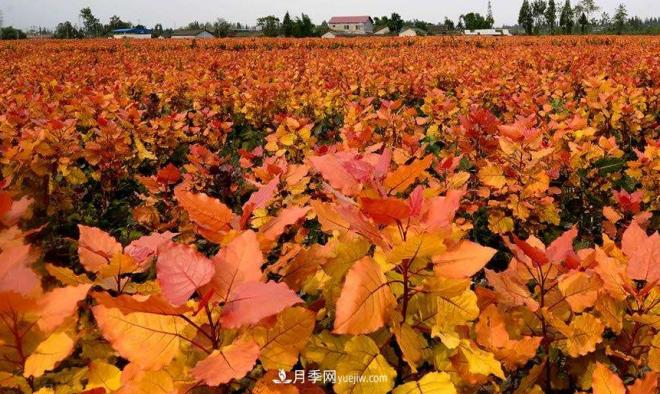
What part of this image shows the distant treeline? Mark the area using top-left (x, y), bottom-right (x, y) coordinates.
top-left (0, 2), bottom-right (657, 40)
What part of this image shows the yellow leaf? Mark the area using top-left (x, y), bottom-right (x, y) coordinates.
top-left (387, 231), bottom-right (446, 265)
top-left (432, 289), bottom-right (479, 349)
top-left (97, 253), bottom-right (139, 279)
top-left (478, 164), bottom-right (506, 188)
top-left (558, 271), bottom-right (603, 313)
top-left (92, 305), bottom-right (187, 370)
top-left (45, 263), bottom-right (92, 286)
top-left (302, 330), bottom-right (349, 371)
top-left (392, 372), bottom-right (456, 394)
top-left (116, 363), bottom-right (175, 394)
top-left (393, 321), bottom-right (428, 372)
top-left (252, 307), bottom-right (315, 370)
top-left (457, 340), bottom-right (505, 379)
top-left (488, 213), bottom-right (514, 234)
top-left (86, 360), bottom-right (122, 391)
top-left (333, 257), bottom-right (396, 335)
top-left (334, 336), bottom-right (396, 394)
top-left (554, 314), bottom-right (604, 357)
top-left (24, 332), bottom-right (75, 377)
top-left (134, 136), bottom-right (157, 161)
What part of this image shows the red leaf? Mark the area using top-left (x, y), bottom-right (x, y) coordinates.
top-left (512, 235), bottom-right (549, 266)
top-left (156, 163), bottom-right (181, 185)
top-left (360, 197), bottom-right (410, 225)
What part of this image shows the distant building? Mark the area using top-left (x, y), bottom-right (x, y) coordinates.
top-left (112, 28), bottom-right (153, 39)
top-left (464, 29), bottom-right (512, 36)
top-left (171, 29), bottom-right (215, 39)
top-left (399, 28), bottom-right (427, 37)
top-left (374, 26), bottom-right (390, 35)
top-left (328, 16), bottom-right (374, 34)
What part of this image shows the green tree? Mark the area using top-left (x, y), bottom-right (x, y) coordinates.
top-left (559, 0), bottom-right (574, 33)
top-left (153, 24), bottom-right (164, 37)
top-left (463, 12), bottom-right (490, 29)
top-left (79, 7), bottom-right (102, 37)
top-left (613, 4), bottom-right (627, 34)
top-left (518, 0), bottom-right (534, 34)
top-left (0, 26), bottom-right (27, 40)
top-left (545, 0), bottom-right (557, 33)
top-left (388, 13), bottom-right (404, 32)
top-left (257, 15), bottom-right (280, 37)
top-left (54, 21), bottom-right (83, 39)
top-left (578, 12), bottom-right (588, 33)
top-left (294, 13), bottom-right (314, 37)
top-left (282, 12), bottom-right (294, 37)
top-left (212, 19), bottom-right (231, 37)
top-left (532, 0), bottom-right (547, 34)
top-left (443, 17), bottom-right (456, 31)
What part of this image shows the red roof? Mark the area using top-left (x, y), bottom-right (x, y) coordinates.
top-left (328, 16), bottom-right (371, 24)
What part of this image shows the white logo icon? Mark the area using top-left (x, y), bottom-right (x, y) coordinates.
top-left (272, 369), bottom-right (292, 384)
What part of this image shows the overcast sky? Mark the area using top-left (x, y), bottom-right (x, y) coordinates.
top-left (1, 0), bottom-right (656, 30)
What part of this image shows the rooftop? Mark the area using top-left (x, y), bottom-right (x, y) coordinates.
top-left (328, 16), bottom-right (372, 24)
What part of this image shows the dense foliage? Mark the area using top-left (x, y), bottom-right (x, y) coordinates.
top-left (0, 36), bottom-right (658, 393)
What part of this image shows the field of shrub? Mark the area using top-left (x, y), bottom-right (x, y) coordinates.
top-left (0, 36), bottom-right (658, 393)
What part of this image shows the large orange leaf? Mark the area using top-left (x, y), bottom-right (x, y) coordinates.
top-left (384, 155), bottom-right (433, 194)
top-left (422, 188), bottom-right (464, 231)
top-left (78, 225), bottom-right (122, 272)
top-left (360, 197), bottom-right (410, 225)
top-left (433, 241), bottom-right (497, 279)
top-left (558, 271), bottom-right (603, 313)
top-left (37, 284), bottom-right (92, 333)
top-left (203, 230), bottom-right (264, 302)
top-left (258, 206), bottom-right (309, 246)
top-left (156, 243), bottom-right (214, 306)
top-left (591, 362), bottom-right (625, 394)
top-left (191, 339), bottom-right (260, 386)
top-left (92, 305), bottom-right (185, 370)
top-left (333, 256), bottom-right (396, 335)
top-left (621, 222), bottom-right (660, 283)
top-left (219, 281), bottom-right (302, 328)
top-left (0, 244), bottom-right (40, 296)
top-left (174, 188), bottom-right (234, 242)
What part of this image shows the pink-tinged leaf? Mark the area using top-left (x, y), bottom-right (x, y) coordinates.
top-left (0, 196), bottom-right (33, 227)
top-left (423, 188), bottom-right (465, 231)
top-left (309, 154), bottom-right (361, 195)
top-left (78, 225), bottom-right (122, 273)
top-left (0, 244), bottom-right (40, 296)
top-left (546, 226), bottom-right (578, 264)
top-left (37, 284), bottom-right (92, 333)
top-left (408, 185), bottom-right (424, 217)
top-left (258, 206), bottom-right (309, 245)
top-left (629, 236), bottom-right (660, 284)
top-left (243, 176), bottom-right (280, 211)
top-left (374, 148), bottom-right (392, 179)
top-left (156, 243), bottom-right (215, 306)
top-left (191, 339), bottom-right (260, 386)
top-left (219, 281), bottom-right (302, 328)
top-left (203, 230), bottom-right (264, 302)
top-left (124, 231), bottom-right (178, 269)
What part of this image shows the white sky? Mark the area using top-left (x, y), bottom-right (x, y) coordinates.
top-left (1, 0), bottom-right (656, 30)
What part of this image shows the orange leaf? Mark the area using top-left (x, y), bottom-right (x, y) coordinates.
top-left (37, 284), bottom-right (92, 333)
top-left (92, 291), bottom-right (191, 315)
top-left (174, 188), bottom-right (234, 242)
top-left (360, 197), bottom-right (410, 225)
top-left (384, 155), bottom-right (433, 193)
top-left (592, 362), bottom-right (625, 394)
top-left (622, 222), bottom-right (660, 283)
top-left (258, 206), bottom-right (309, 246)
top-left (156, 163), bottom-right (181, 185)
top-left (627, 372), bottom-right (658, 394)
top-left (203, 230), bottom-right (264, 302)
top-left (191, 339), bottom-right (260, 386)
top-left (434, 240), bottom-right (497, 279)
top-left (333, 256), bottom-right (396, 335)
top-left (78, 225), bottom-right (122, 272)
